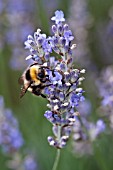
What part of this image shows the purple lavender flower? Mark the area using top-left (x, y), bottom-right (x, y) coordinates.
top-left (68, 0), bottom-right (94, 68)
top-left (70, 91), bottom-right (85, 107)
top-left (25, 29), bottom-right (52, 63)
top-left (0, 0), bottom-right (5, 14)
top-left (25, 10), bottom-right (85, 148)
top-left (0, 96), bottom-right (39, 170)
top-left (77, 99), bottom-right (92, 116)
top-left (51, 10), bottom-right (65, 24)
top-left (88, 119), bottom-right (105, 141)
top-left (23, 154), bottom-right (38, 170)
top-left (7, 153), bottom-right (38, 170)
top-left (71, 96), bottom-right (106, 156)
top-left (96, 66), bottom-right (113, 130)
top-left (0, 0), bottom-right (36, 70)
top-left (72, 115), bottom-right (106, 156)
top-left (0, 96), bottom-right (24, 154)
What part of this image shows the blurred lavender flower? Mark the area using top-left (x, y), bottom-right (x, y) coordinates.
top-left (77, 99), bottom-right (92, 116)
top-left (0, 96), bottom-right (38, 170)
top-left (68, 0), bottom-right (94, 68)
top-left (23, 154), bottom-right (38, 170)
top-left (96, 66), bottom-right (113, 130)
top-left (0, 0), bottom-right (7, 49)
top-left (7, 153), bottom-right (38, 170)
top-left (25, 10), bottom-right (85, 148)
top-left (72, 101), bottom-right (105, 156)
top-left (0, 0), bottom-right (36, 69)
top-left (7, 0), bottom-right (36, 70)
top-left (0, 96), bottom-right (24, 154)
top-left (0, 0), bottom-right (4, 13)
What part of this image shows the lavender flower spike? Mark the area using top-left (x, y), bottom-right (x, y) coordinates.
top-left (23, 10), bottom-right (85, 149)
top-left (44, 11), bottom-right (85, 148)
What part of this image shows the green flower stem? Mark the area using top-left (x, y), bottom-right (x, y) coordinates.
top-left (52, 125), bottom-right (61, 170)
top-left (52, 149), bottom-right (61, 170)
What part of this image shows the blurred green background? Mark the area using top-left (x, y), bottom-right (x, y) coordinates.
top-left (0, 0), bottom-right (113, 170)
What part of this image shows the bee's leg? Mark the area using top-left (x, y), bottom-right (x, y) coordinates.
top-left (40, 75), bottom-right (50, 83)
top-left (32, 84), bottom-right (52, 97)
top-left (40, 93), bottom-right (46, 98)
top-left (32, 89), bottom-right (41, 96)
top-left (32, 90), bottom-right (46, 98)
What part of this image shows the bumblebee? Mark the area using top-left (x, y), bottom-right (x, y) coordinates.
top-left (19, 63), bottom-right (50, 98)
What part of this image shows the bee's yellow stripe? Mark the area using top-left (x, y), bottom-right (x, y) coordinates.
top-left (30, 66), bottom-right (40, 85)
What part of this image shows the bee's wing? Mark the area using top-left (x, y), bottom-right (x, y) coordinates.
top-left (20, 85), bottom-right (29, 98)
top-left (18, 67), bottom-right (27, 84)
top-left (18, 76), bottom-right (24, 85)
top-left (20, 86), bottom-right (27, 98)
top-left (19, 72), bottom-right (31, 98)
top-left (20, 80), bottom-right (31, 98)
